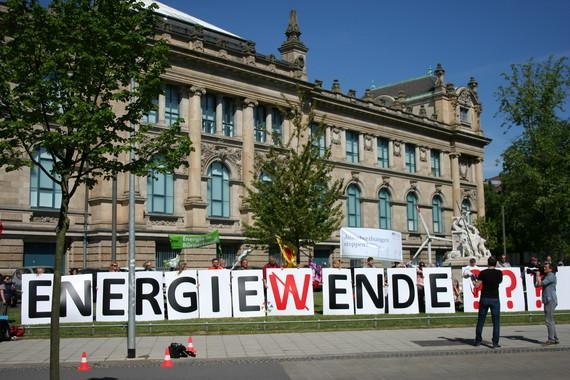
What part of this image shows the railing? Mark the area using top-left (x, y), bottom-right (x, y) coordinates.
top-left (21, 312), bottom-right (570, 337)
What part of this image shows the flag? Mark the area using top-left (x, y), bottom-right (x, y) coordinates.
top-left (163, 255), bottom-right (180, 270)
top-left (276, 236), bottom-right (297, 268)
top-left (230, 248), bottom-right (253, 270)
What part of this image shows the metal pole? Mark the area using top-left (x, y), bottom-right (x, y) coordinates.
top-left (83, 182), bottom-right (88, 269)
top-left (501, 205), bottom-right (507, 256)
top-left (111, 175), bottom-right (117, 262)
top-left (127, 79), bottom-right (136, 359)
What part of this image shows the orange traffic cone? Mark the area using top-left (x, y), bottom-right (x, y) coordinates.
top-left (186, 336), bottom-right (197, 355)
top-left (161, 347), bottom-right (174, 368)
top-left (77, 352), bottom-right (92, 371)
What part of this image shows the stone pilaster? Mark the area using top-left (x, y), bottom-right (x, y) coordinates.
top-left (475, 158), bottom-right (485, 218)
top-left (450, 152), bottom-right (461, 216)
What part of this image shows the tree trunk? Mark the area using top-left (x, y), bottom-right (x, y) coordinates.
top-left (50, 193), bottom-right (70, 380)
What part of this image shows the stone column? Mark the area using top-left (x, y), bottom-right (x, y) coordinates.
top-left (215, 95), bottom-right (223, 135)
top-left (242, 98), bottom-right (257, 186)
top-left (450, 152), bottom-right (461, 216)
top-left (266, 108), bottom-right (273, 145)
top-left (187, 86), bottom-right (205, 201)
top-left (475, 158), bottom-right (485, 218)
top-left (158, 92), bottom-right (166, 125)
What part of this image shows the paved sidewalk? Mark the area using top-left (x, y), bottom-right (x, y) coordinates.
top-left (0, 324), bottom-right (568, 367)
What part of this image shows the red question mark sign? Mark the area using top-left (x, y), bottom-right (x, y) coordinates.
top-left (503, 270), bottom-right (517, 309)
top-left (471, 269), bottom-right (481, 309)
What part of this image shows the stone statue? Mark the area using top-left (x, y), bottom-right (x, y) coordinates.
top-left (449, 213), bottom-right (490, 259)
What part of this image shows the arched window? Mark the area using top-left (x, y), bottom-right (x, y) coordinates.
top-left (378, 188), bottom-right (392, 229)
top-left (346, 184), bottom-right (361, 227)
top-left (207, 162), bottom-right (230, 217)
top-left (406, 192), bottom-right (418, 232)
top-left (30, 148), bottom-right (61, 209)
top-left (461, 199), bottom-right (472, 224)
top-left (432, 195), bottom-right (443, 234)
top-left (147, 159), bottom-right (174, 214)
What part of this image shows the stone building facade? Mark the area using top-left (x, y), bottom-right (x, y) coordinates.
top-left (0, 2), bottom-right (490, 272)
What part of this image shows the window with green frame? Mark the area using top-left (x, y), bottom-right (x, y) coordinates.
top-left (201, 93), bottom-right (216, 134)
top-left (310, 123), bottom-right (326, 157)
top-left (222, 97), bottom-right (235, 137)
top-left (271, 108), bottom-right (283, 144)
top-left (431, 149), bottom-right (441, 177)
top-left (254, 105), bottom-right (266, 143)
top-left (346, 184), bottom-right (361, 227)
top-left (346, 130), bottom-right (359, 163)
top-left (147, 160), bottom-right (174, 214)
top-left (164, 84), bottom-right (180, 126)
top-left (377, 137), bottom-right (389, 168)
top-left (30, 148), bottom-right (61, 209)
top-left (405, 144), bottom-right (416, 173)
top-left (432, 195), bottom-right (443, 233)
top-left (406, 192), bottom-right (418, 232)
top-left (378, 188), bottom-right (391, 229)
top-left (207, 162), bottom-right (230, 217)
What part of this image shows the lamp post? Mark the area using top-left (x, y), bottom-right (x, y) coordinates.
top-left (127, 79), bottom-right (136, 359)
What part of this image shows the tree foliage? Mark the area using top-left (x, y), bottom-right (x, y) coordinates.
top-left (495, 56), bottom-right (570, 261)
top-left (243, 92), bottom-right (344, 260)
top-left (0, 1), bottom-right (192, 378)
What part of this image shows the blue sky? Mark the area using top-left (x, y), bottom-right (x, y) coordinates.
top-left (160, 0), bottom-right (569, 178)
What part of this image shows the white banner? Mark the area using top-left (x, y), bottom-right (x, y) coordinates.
top-left (462, 266), bottom-right (484, 313)
top-left (423, 268), bottom-right (454, 314)
top-left (21, 273), bottom-right (54, 325)
top-left (387, 268), bottom-right (418, 314)
top-left (230, 270), bottom-right (265, 318)
top-left (266, 268), bottom-right (314, 316)
top-left (164, 270), bottom-right (199, 320)
top-left (322, 268), bottom-right (354, 315)
top-left (198, 270), bottom-right (232, 319)
top-left (61, 274), bottom-right (93, 323)
top-left (524, 268), bottom-right (543, 312)
top-left (95, 272), bottom-right (128, 322)
top-left (498, 268), bottom-right (526, 312)
top-left (135, 271), bottom-right (165, 322)
top-left (340, 227), bottom-right (402, 261)
top-left (353, 268), bottom-right (386, 315)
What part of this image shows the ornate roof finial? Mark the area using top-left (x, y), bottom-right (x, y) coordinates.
top-left (468, 76), bottom-right (478, 92)
top-left (285, 10), bottom-right (301, 42)
top-left (434, 63), bottom-right (445, 87)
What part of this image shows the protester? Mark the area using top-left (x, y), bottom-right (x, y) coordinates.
top-left (544, 255), bottom-right (553, 264)
top-left (535, 262), bottom-right (559, 344)
top-left (68, 268), bottom-right (79, 275)
top-left (208, 257), bottom-right (223, 270)
top-left (474, 256), bottom-right (503, 348)
top-left (332, 259), bottom-right (343, 269)
top-left (496, 253), bottom-right (511, 268)
top-left (262, 256), bottom-right (281, 286)
top-left (143, 261), bottom-right (154, 271)
top-left (0, 274), bottom-right (9, 315)
top-left (35, 267), bottom-right (45, 275)
top-left (234, 258), bottom-right (249, 270)
top-left (366, 257), bottom-right (375, 268)
top-left (416, 261), bottom-right (426, 313)
top-left (177, 262), bottom-right (188, 274)
top-left (2, 275), bottom-right (16, 307)
top-left (453, 278), bottom-right (463, 311)
top-left (109, 262), bottom-right (119, 272)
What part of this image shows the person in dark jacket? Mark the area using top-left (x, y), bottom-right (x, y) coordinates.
top-left (474, 256), bottom-right (503, 348)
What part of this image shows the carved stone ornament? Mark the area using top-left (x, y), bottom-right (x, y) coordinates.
top-left (201, 143), bottom-right (242, 175)
top-left (331, 127), bottom-right (341, 145)
top-left (458, 90), bottom-right (472, 106)
top-left (393, 141), bottom-right (402, 157)
top-left (419, 147), bottom-right (427, 162)
top-left (459, 159), bottom-right (470, 179)
top-left (364, 135), bottom-right (373, 151)
top-left (31, 215), bottom-right (57, 223)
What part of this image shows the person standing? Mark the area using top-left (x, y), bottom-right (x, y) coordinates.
top-left (474, 256), bottom-right (503, 348)
top-left (496, 253), bottom-right (511, 268)
top-left (416, 262), bottom-right (426, 313)
top-left (366, 257), bottom-right (375, 268)
top-left (535, 262), bottom-right (559, 344)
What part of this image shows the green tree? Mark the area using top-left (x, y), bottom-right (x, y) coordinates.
top-left (496, 56), bottom-right (570, 262)
top-left (0, 1), bottom-right (192, 378)
top-left (243, 93), bottom-right (344, 263)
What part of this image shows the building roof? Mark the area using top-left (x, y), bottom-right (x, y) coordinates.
top-left (367, 75), bottom-right (437, 98)
top-left (141, 0), bottom-right (241, 39)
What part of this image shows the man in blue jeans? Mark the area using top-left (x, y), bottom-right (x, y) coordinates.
top-left (474, 256), bottom-right (503, 348)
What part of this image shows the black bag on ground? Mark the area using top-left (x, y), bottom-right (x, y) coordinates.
top-left (169, 342), bottom-right (188, 358)
top-left (0, 318), bottom-right (11, 342)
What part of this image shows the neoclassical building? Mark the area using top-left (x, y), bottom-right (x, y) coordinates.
top-left (0, 1), bottom-right (490, 272)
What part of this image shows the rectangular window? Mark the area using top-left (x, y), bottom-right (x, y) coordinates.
top-left (405, 144), bottom-right (416, 173)
top-left (30, 149), bottom-right (62, 209)
top-left (222, 97), bottom-right (235, 137)
top-left (164, 85), bottom-right (180, 126)
top-left (147, 171), bottom-right (174, 214)
top-left (254, 106), bottom-right (266, 143)
top-left (271, 108), bottom-right (283, 144)
top-left (346, 131), bottom-right (359, 163)
top-left (142, 97), bottom-right (158, 124)
top-left (310, 123), bottom-right (326, 157)
top-left (201, 93), bottom-right (216, 134)
top-left (431, 150), bottom-right (441, 177)
top-left (377, 137), bottom-right (389, 168)
top-left (460, 107), bottom-right (470, 124)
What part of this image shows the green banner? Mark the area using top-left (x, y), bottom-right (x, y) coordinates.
top-left (169, 230), bottom-right (220, 249)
